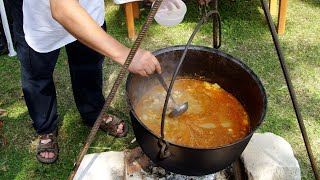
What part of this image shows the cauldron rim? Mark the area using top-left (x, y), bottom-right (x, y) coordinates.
top-left (125, 45), bottom-right (267, 150)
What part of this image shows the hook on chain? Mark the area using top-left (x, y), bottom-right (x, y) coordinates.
top-left (158, 138), bottom-right (171, 159)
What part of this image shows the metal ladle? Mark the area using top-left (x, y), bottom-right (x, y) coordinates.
top-left (156, 73), bottom-right (188, 118)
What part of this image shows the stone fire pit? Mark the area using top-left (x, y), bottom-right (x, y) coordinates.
top-left (73, 133), bottom-right (301, 180)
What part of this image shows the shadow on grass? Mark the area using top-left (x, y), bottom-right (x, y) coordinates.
top-left (0, 54), bottom-right (134, 179)
top-left (0, 101), bottom-right (135, 179)
top-left (299, 0), bottom-right (320, 8)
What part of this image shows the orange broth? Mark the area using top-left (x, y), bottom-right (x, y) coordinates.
top-left (135, 79), bottom-right (250, 148)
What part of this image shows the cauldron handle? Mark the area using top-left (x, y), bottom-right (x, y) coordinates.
top-left (158, 10), bottom-right (218, 159)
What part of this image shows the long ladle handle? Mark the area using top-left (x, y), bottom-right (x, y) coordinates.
top-left (158, 11), bottom-right (216, 160)
top-left (155, 73), bottom-right (179, 107)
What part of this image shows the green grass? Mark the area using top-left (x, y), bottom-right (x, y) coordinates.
top-left (0, 0), bottom-right (319, 179)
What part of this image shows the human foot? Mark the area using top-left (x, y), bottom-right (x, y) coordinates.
top-left (100, 115), bottom-right (128, 138)
top-left (36, 131), bottom-right (59, 164)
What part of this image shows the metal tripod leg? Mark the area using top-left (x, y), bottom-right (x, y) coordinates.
top-left (260, 0), bottom-right (319, 178)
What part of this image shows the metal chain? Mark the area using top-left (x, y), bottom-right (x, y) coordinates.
top-left (212, 0), bottom-right (221, 49)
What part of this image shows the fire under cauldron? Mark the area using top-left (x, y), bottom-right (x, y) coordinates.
top-left (126, 45), bottom-right (267, 176)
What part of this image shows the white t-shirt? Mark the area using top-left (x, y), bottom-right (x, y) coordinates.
top-left (23, 0), bottom-right (105, 53)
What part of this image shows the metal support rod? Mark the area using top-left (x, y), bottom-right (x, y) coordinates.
top-left (68, 0), bottom-right (164, 179)
top-left (212, 0), bottom-right (221, 49)
top-left (260, 0), bottom-right (319, 179)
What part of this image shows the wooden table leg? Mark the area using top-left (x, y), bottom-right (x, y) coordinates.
top-left (133, 2), bottom-right (140, 19)
top-left (269, 0), bottom-right (277, 16)
top-left (124, 2), bottom-right (135, 39)
top-left (277, 0), bottom-right (288, 34)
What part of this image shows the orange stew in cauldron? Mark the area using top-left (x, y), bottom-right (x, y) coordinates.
top-left (135, 79), bottom-right (250, 148)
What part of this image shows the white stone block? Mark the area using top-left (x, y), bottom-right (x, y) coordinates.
top-left (241, 133), bottom-right (301, 180)
top-left (74, 151), bottom-right (124, 180)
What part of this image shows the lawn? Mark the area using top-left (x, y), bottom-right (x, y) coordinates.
top-left (0, 0), bottom-right (319, 179)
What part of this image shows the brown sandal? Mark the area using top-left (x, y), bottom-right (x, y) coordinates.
top-left (36, 131), bottom-right (59, 164)
top-left (100, 115), bottom-right (128, 138)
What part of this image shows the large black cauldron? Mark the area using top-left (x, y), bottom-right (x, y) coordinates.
top-left (126, 45), bottom-right (267, 176)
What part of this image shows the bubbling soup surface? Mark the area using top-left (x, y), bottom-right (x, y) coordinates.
top-left (135, 79), bottom-right (250, 148)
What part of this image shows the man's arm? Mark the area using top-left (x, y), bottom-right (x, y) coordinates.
top-left (50, 0), bottom-right (161, 76)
